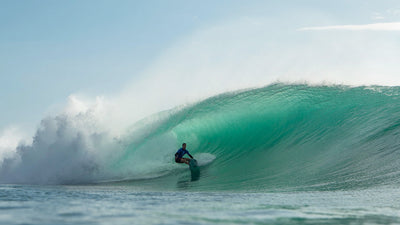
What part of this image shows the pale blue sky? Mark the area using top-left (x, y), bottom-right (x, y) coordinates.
top-left (1, 0), bottom-right (400, 130)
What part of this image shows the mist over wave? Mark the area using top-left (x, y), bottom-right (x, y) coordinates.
top-left (2, 18), bottom-right (400, 187)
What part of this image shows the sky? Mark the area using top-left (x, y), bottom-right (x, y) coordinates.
top-left (2, 0), bottom-right (400, 137)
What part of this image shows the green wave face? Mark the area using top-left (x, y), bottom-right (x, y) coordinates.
top-left (117, 84), bottom-right (400, 191)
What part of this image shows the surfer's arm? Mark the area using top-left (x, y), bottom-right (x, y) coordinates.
top-left (187, 152), bottom-right (193, 159)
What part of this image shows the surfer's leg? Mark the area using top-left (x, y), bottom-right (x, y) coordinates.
top-left (182, 158), bottom-right (190, 165)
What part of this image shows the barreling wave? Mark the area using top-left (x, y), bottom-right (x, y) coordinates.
top-left (2, 84), bottom-right (400, 191)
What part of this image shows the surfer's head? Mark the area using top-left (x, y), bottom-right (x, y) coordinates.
top-left (182, 143), bottom-right (186, 149)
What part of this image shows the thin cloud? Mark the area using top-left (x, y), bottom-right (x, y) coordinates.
top-left (299, 22), bottom-right (400, 31)
top-left (372, 12), bottom-right (385, 20)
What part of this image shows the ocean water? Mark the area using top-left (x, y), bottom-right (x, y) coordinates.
top-left (2, 84), bottom-right (400, 224)
top-left (1, 185), bottom-right (400, 224)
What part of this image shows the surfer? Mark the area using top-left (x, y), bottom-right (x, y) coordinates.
top-left (175, 143), bottom-right (193, 165)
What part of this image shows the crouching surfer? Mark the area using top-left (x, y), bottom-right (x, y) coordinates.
top-left (175, 143), bottom-right (193, 165)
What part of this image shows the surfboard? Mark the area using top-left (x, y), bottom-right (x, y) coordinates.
top-left (189, 159), bottom-right (199, 170)
top-left (189, 159), bottom-right (200, 181)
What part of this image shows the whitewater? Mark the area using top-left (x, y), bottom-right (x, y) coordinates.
top-left (2, 83), bottom-right (400, 224)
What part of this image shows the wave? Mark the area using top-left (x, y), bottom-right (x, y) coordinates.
top-left (2, 84), bottom-right (400, 191)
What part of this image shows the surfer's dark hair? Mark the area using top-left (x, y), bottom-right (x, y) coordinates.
top-left (182, 143), bottom-right (186, 146)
